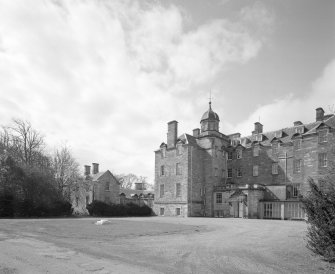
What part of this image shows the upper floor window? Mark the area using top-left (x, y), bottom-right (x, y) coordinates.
top-left (160, 184), bottom-right (165, 198)
top-left (236, 149), bottom-right (242, 159)
top-left (272, 143), bottom-right (278, 155)
top-left (237, 167), bottom-right (242, 177)
top-left (160, 165), bottom-right (165, 176)
top-left (227, 168), bottom-right (233, 178)
top-left (214, 167), bottom-right (218, 177)
top-left (216, 193), bottom-right (222, 204)
top-left (253, 165), bottom-right (259, 176)
top-left (176, 144), bottom-right (182, 155)
top-left (228, 151), bottom-right (233, 160)
top-left (318, 130), bottom-right (328, 143)
top-left (318, 153), bottom-right (327, 167)
top-left (176, 183), bottom-right (181, 197)
top-left (294, 139), bottom-right (302, 150)
top-left (294, 159), bottom-right (302, 173)
top-left (272, 163), bottom-right (278, 175)
top-left (292, 184), bottom-right (300, 197)
top-left (161, 147), bottom-right (166, 158)
top-left (176, 163), bottom-right (182, 175)
top-left (253, 146), bottom-right (259, 157)
top-left (105, 181), bottom-right (110, 191)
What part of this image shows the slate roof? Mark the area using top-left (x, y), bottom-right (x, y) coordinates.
top-left (239, 114), bottom-right (335, 148)
top-left (90, 170), bottom-right (121, 184)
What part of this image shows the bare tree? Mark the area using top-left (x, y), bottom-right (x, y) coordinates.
top-left (116, 173), bottom-right (153, 190)
top-left (6, 119), bottom-right (44, 166)
top-left (53, 146), bottom-right (80, 200)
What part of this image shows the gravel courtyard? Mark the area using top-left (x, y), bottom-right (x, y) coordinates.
top-left (0, 217), bottom-right (333, 274)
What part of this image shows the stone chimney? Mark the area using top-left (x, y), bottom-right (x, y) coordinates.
top-left (193, 128), bottom-right (200, 137)
top-left (92, 163), bottom-right (99, 174)
top-left (316, 107), bottom-right (325, 121)
top-left (253, 122), bottom-right (263, 134)
top-left (294, 121), bottom-right (303, 126)
top-left (84, 165), bottom-right (91, 176)
top-left (167, 121), bottom-right (178, 148)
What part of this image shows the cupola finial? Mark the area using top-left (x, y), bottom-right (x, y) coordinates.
top-left (209, 89), bottom-right (212, 110)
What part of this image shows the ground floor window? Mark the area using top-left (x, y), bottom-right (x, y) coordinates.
top-left (216, 193), bottom-right (222, 204)
top-left (215, 210), bottom-right (224, 217)
top-left (292, 184), bottom-right (300, 197)
top-left (176, 208), bottom-right (181, 216)
top-left (160, 207), bottom-right (165, 216)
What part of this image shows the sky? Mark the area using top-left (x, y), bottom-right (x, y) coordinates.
top-left (0, 0), bottom-right (334, 184)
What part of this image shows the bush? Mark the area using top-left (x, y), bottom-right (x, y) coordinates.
top-left (86, 201), bottom-right (152, 217)
top-left (302, 178), bottom-right (335, 262)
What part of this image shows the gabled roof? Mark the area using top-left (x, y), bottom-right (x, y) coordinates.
top-left (91, 170), bottom-right (120, 184)
top-left (239, 114), bottom-right (335, 148)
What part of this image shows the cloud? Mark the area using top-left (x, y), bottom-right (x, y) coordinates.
top-left (0, 0), bottom-right (274, 182)
top-left (231, 59), bottom-right (335, 136)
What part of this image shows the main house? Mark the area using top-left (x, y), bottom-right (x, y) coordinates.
top-left (153, 103), bottom-right (335, 219)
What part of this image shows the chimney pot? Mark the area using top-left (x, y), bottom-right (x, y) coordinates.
top-left (316, 107), bottom-right (325, 121)
top-left (167, 121), bottom-right (178, 148)
top-left (254, 122), bottom-right (263, 134)
top-left (193, 128), bottom-right (200, 137)
top-left (92, 163), bottom-right (99, 174)
top-left (84, 165), bottom-right (91, 176)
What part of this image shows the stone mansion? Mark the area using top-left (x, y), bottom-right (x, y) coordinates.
top-left (153, 103), bottom-right (335, 219)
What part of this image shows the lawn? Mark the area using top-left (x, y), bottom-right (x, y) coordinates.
top-left (0, 217), bottom-right (333, 274)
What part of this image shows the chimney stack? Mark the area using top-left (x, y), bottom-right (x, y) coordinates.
top-left (92, 163), bottom-right (99, 174)
top-left (84, 165), bottom-right (91, 176)
top-left (167, 121), bottom-right (178, 148)
top-left (316, 107), bottom-right (325, 121)
top-left (253, 122), bottom-right (263, 134)
top-left (193, 128), bottom-right (200, 137)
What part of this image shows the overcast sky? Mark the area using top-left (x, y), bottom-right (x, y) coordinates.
top-left (0, 0), bottom-right (334, 184)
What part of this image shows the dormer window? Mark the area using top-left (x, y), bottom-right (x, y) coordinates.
top-left (318, 130), bottom-right (328, 143)
top-left (295, 127), bottom-right (304, 134)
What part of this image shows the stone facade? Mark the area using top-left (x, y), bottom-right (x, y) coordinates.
top-left (154, 104), bottom-right (335, 218)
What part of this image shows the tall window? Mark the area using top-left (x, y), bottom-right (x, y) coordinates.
top-left (160, 207), bottom-right (165, 216)
top-left (236, 149), bottom-right (242, 159)
top-left (227, 168), bottom-right (233, 178)
top-left (176, 183), bottom-right (181, 197)
top-left (176, 163), bottom-right (182, 175)
top-left (292, 184), bottom-right (300, 197)
top-left (176, 208), bottom-right (181, 216)
top-left (319, 153), bottom-right (327, 167)
top-left (318, 130), bottom-right (327, 143)
top-left (214, 167), bottom-right (218, 177)
top-left (161, 147), bottom-right (166, 158)
top-left (294, 159), bottom-right (302, 173)
top-left (237, 167), bottom-right (242, 177)
top-left (272, 163), bottom-right (278, 175)
top-left (227, 151), bottom-right (233, 160)
top-left (222, 169), bottom-right (225, 178)
top-left (253, 146), bottom-right (259, 157)
top-left (272, 143), bottom-right (278, 155)
top-left (160, 184), bottom-right (165, 198)
top-left (105, 181), bottom-right (110, 191)
top-left (253, 165), bottom-right (259, 176)
top-left (176, 144), bottom-right (182, 155)
top-left (160, 165), bottom-right (165, 176)
top-left (294, 139), bottom-right (302, 150)
top-left (216, 193), bottom-right (222, 204)
top-left (214, 146), bottom-right (218, 157)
